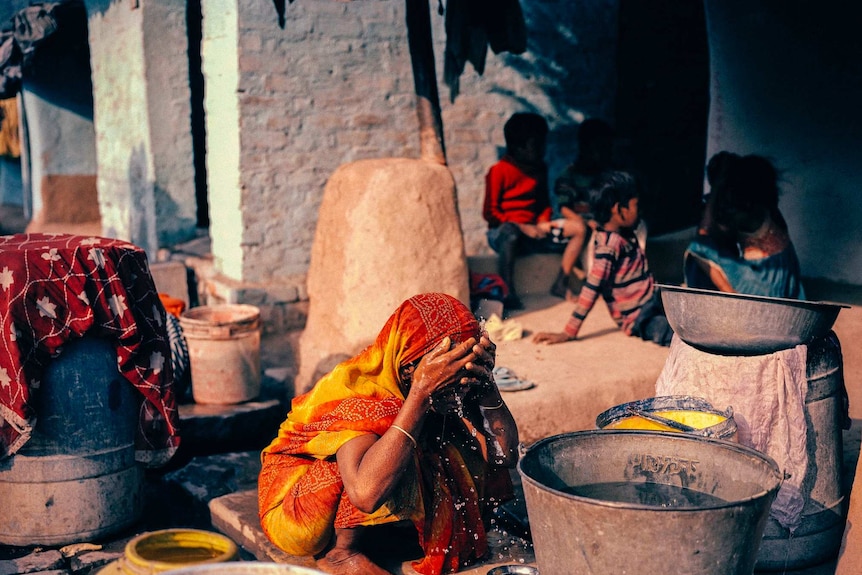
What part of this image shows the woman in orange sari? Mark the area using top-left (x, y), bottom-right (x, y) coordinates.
top-left (258, 293), bottom-right (519, 575)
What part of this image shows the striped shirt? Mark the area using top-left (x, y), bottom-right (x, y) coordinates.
top-left (564, 228), bottom-right (655, 338)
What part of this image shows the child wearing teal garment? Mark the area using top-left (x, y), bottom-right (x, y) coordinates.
top-left (685, 153), bottom-right (806, 299)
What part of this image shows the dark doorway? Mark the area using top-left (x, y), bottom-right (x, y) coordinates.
top-left (187, 0), bottom-right (208, 229)
top-left (614, 0), bottom-right (710, 235)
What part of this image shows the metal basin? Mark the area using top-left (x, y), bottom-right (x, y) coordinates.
top-left (658, 284), bottom-right (846, 355)
top-left (518, 430), bottom-right (782, 575)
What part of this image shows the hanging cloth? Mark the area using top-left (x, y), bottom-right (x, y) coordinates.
top-left (0, 2), bottom-right (62, 99)
top-left (442, 0), bottom-right (527, 102)
top-left (0, 97), bottom-right (21, 158)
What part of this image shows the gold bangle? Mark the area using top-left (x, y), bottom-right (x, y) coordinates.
top-left (390, 424), bottom-right (417, 448)
top-left (480, 399), bottom-right (505, 410)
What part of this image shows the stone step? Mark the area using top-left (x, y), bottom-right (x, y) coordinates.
top-left (207, 478), bottom-right (534, 574)
top-left (467, 227), bottom-right (694, 300)
top-left (171, 366), bottom-right (290, 459)
top-left (209, 490), bottom-right (315, 567)
top-left (149, 260), bottom-right (192, 308)
top-left (468, 252), bottom-right (563, 298)
top-left (176, 399), bottom-right (286, 456)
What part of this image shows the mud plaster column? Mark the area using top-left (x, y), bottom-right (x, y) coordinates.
top-left (295, 158), bottom-right (470, 394)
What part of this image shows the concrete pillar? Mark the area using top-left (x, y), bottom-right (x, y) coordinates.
top-left (703, 0), bottom-right (862, 284)
top-left (200, 0), bottom-right (243, 280)
top-left (87, 0), bottom-right (197, 255)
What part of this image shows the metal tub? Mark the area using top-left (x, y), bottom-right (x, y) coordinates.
top-left (518, 430), bottom-right (781, 575)
top-left (658, 284), bottom-right (845, 355)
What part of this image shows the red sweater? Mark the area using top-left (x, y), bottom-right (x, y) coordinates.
top-left (483, 156), bottom-right (552, 228)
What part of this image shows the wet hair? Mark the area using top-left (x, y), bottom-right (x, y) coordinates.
top-left (503, 112), bottom-right (548, 153)
top-left (711, 154), bottom-right (781, 234)
top-left (589, 170), bottom-right (639, 225)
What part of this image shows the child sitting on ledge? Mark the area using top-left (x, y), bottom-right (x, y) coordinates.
top-left (482, 112), bottom-right (585, 309)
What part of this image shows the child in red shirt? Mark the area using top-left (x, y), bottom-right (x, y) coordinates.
top-left (483, 113), bottom-right (583, 308)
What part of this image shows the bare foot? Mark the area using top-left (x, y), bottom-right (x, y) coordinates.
top-left (316, 549), bottom-right (392, 575)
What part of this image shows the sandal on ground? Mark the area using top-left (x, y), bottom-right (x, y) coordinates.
top-left (493, 366), bottom-right (536, 392)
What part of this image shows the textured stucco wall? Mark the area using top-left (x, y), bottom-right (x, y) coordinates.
top-left (704, 0), bottom-right (862, 284)
top-left (19, 1), bottom-right (97, 224)
top-left (20, 88), bottom-right (96, 219)
top-left (204, 0), bottom-right (620, 284)
top-left (88, 0), bottom-right (196, 256)
top-left (88, 2), bottom-right (153, 251)
top-left (143, 0), bottom-right (198, 246)
top-left (201, 0), bottom-right (244, 280)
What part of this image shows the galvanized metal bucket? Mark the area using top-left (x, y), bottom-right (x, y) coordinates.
top-left (518, 430), bottom-right (781, 575)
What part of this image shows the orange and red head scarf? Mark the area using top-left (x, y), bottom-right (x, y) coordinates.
top-left (258, 293), bottom-right (506, 575)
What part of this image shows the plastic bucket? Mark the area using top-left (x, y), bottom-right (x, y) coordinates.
top-left (518, 430), bottom-right (782, 575)
top-left (180, 304), bottom-right (261, 404)
top-left (756, 332), bottom-right (847, 570)
top-left (0, 335), bottom-right (142, 545)
top-left (98, 529), bottom-right (239, 575)
top-left (596, 395), bottom-right (737, 441)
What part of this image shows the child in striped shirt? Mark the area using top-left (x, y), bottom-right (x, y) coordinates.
top-left (532, 171), bottom-right (673, 346)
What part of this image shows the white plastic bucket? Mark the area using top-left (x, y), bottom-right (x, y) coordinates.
top-left (180, 305), bottom-right (262, 405)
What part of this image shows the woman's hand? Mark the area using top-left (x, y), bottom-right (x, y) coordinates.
top-left (409, 334), bottom-right (495, 404)
top-left (462, 332), bottom-right (496, 387)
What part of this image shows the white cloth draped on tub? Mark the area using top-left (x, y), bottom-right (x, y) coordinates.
top-left (655, 335), bottom-right (808, 531)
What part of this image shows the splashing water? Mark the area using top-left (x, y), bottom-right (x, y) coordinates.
top-left (454, 393), bottom-right (465, 418)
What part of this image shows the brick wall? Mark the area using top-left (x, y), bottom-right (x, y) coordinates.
top-left (211, 0), bottom-right (620, 283)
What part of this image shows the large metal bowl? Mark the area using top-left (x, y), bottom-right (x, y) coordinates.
top-left (658, 284), bottom-right (847, 355)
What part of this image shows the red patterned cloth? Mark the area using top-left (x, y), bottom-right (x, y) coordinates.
top-left (0, 233), bottom-right (180, 466)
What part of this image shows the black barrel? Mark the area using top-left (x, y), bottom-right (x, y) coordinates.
top-left (0, 335), bottom-right (142, 545)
